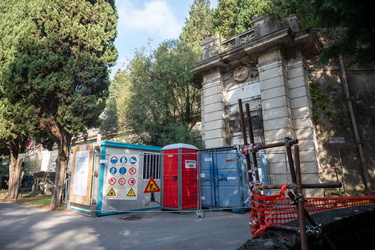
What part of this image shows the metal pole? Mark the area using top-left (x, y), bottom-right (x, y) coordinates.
top-left (285, 137), bottom-right (297, 184)
top-left (294, 146), bottom-right (308, 250)
top-left (238, 99), bottom-right (253, 183)
top-left (196, 151), bottom-right (203, 218)
top-left (256, 139), bottom-right (298, 150)
top-left (245, 103), bottom-right (260, 181)
top-left (263, 183), bottom-right (342, 189)
top-left (286, 146), bottom-right (337, 250)
top-left (303, 209), bottom-right (337, 250)
top-left (338, 54), bottom-right (371, 189)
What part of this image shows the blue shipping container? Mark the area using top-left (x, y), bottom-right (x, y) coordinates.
top-left (199, 146), bottom-right (270, 209)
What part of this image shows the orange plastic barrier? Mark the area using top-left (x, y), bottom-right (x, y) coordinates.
top-left (250, 186), bottom-right (375, 237)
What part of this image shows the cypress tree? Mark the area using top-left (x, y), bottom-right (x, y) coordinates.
top-left (2, 0), bottom-right (118, 208)
top-left (180, 0), bottom-right (214, 52)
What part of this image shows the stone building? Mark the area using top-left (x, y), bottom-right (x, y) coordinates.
top-left (192, 15), bottom-right (324, 194)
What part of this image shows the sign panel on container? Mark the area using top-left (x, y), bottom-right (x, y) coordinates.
top-left (104, 154), bottom-right (138, 200)
top-left (73, 150), bottom-right (90, 196)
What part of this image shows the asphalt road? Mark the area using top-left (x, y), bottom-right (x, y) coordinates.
top-left (0, 201), bottom-right (251, 250)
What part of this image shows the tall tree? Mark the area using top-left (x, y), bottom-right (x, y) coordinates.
top-left (123, 40), bottom-right (203, 147)
top-left (235, 0), bottom-right (271, 34)
top-left (0, 0), bottom-right (38, 199)
top-left (213, 0), bottom-right (273, 38)
top-left (267, 0), bottom-right (375, 66)
top-left (101, 69), bottom-right (131, 138)
top-left (2, 0), bottom-right (118, 208)
top-left (312, 0), bottom-right (375, 66)
top-left (0, 101), bottom-right (34, 199)
top-left (214, 0), bottom-right (238, 38)
top-left (180, 0), bottom-right (214, 52)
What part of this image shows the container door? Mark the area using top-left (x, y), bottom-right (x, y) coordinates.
top-left (199, 151), bottom-right (215, 207)
top-left (163, 149), bottom-right (179, 208)
top-left (181, 148), bottom-right (198, 210)
top-left (216, 149), bottom-right (243, 207)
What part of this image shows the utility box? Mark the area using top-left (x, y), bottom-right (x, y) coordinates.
top-left (199, 146), bottom-right (270, 210)
top-left (161, 143), bottom-right (199, 210)
top-left (68, 141), bottom-right (162, 216)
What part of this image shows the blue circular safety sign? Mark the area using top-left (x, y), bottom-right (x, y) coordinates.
top-left (129, 156), bottom-right (137, 164)
top-left (109, 167), bottom-right (117, 175)
top-left (120, 156), bottom-right (128, 164)
top-left (110, 156), bottom-right (118, 164)
top-left (119, 167), bottom-right (127, 175)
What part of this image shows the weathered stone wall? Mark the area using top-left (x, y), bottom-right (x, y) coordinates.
top-left (308, 58), bottom-right (375, 192)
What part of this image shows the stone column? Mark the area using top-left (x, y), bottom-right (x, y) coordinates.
top-left (201, 69), bottom-right (226, 148)
top-left (288, 53), bottom-right (320, 194)
top-left (258, 50), bottom-right (320, 195)
top-left (258, 49), bottom-right (294, 186)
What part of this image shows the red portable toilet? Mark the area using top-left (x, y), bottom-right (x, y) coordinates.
top-left (161, 143), bottom-right (199, 210)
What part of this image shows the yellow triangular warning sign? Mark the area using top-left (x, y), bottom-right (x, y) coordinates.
top-left (107, 188), bottom-right (116, 196)
top-left (144, 177), bottom-right (161, 193)
top-left (127, 188), bottom-right (136, 197)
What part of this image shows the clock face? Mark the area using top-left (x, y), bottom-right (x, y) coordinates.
top-left (234, 66), bottom-right (249, 82)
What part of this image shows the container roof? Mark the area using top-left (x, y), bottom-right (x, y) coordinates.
top-left (162, 143), bottom-right (198, 150)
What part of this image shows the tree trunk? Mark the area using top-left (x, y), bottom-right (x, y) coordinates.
top-left (50, 131), bottom-right (71, 209)
top-left (7, 148), bottom-right (24, 200)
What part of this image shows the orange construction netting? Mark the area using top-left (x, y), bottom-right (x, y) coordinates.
top-left (250, 185), bottom-right (375, 237)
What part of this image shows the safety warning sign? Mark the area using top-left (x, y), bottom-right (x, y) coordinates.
top-left (127, 188), bottom-right (136, 197)
top-left (128, 167), bottom-right (137, 175)
top-left (118, 177), bottom-right (126, 186)
top-left (144, 177), bottom-right (161, 193)
top-left (128, 178), bottom-right (136, 186)
top-left (107, 188), bottom-right (116, 196)
top-left (108, 177), bottom-right (116, 186)
top-left (105, 154), bottom-right (139, 200)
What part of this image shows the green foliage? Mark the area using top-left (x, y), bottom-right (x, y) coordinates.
top-left (313, 0), bottom-right (375, 66)
top-left (104, 69), bottom-right (131, 136)
top-left (265, 0), bottom-right (375, 66)
top-left (0, 156), bottom-right (9, 175)
top-left (0, 0), bottom-right (35, 155)
top-left (24, 158), bottom-right (40, 176)
top-left (214, 0), bottom-right (238, 38)
top-left (310, 82), bottom-right (338, 122)
top-left (212, 0), bottom-right (272, 38)
top-left (100, 98), bottom-right (119, 137)
top-left (115, 40), bottom-right (203, 147)
top-left (234, 0), bottom-right (272, 34)
top-left (262, 0), bottom-right (317, 28)
top-left (156, 124), bottom-right (204, 149)
top-left (180, 0), bottom-right (214, 53)
top-left (2, 0), bottom-right (118, 138)
top-left (1, 0), bottom-right (118, 205)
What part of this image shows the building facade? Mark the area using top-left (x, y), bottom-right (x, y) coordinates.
top-left (192, 15), bottom-right (323, 193)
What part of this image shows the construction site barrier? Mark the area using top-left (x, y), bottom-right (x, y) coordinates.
top-left (250, 185), bottom-right (375, 237)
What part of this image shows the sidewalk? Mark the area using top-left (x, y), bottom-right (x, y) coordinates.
top-left (0, 201), bottom-right (250, 250)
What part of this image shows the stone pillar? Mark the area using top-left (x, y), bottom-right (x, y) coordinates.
top-left (288, 53), bottom-right (320, 194)
top-left (201, 69), bottom-right (226, 148)
top-left (258, 50), bottom-right (294, 186)
top-left (258, 50), bottom-right (320, 195)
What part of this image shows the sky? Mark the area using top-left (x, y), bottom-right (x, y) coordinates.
top-left (111, 0), bottom-right (218, 78)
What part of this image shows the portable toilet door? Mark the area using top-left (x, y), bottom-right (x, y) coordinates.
top-left (161, 143), bottom-right (199, 210)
